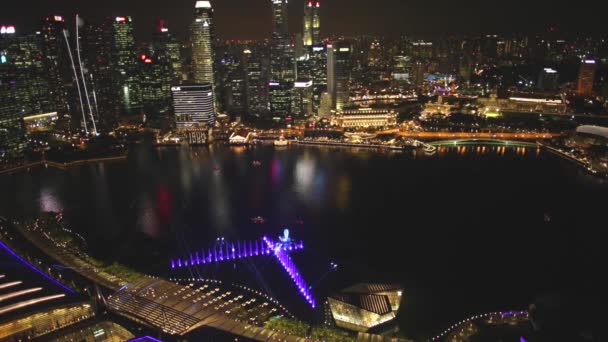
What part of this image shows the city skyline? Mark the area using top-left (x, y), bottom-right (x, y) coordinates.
top-left (2, 0), bottom-right (608, 43)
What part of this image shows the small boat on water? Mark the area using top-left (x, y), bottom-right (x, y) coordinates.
top-left (252, 160), bottom-right (262, 167)
top-left (251, 216), bottom-right (265, 224)
top-left (274, 136), bottom-right (289, 146)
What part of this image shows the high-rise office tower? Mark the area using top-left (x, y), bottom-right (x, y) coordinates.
top-left (218, 52), bottom-right (246, 115)
top-left (303, 1), bottom-right (320, 47)
top-left (1, 28), bottom-right (54, 158)
top-left (270, 0), bottom-right (295, 116)
top-left (140, 53), bottom-right (172, 115)
top-left (192, 1), bottom-right (215, 86)
top-left (292, 80), bottom-right (313, 117)
top-left (172, 83), bottom-right (215, 128)
top-left (538, 67), bottom-right (559, 91)
top-left (40, 16), bottom-right (71, 122)
top-left (269, 81), bottom-right (293, 116)
top-left (83, 20), bottom-right (118, 130)
top-left (152, 20), bottom-right (183, 82)
top-left (327, 41), bottom-right (351, 110)
top-left (244, 45), bottom-right (269, 116)
top-left (310, 45), bottom-right (327, 114)
top-left (270, 0), bottom-right (294, 82)
top-left (110, 16), bottom-right (142, 115)
top-left (577, 59), bottom-right (596, 95)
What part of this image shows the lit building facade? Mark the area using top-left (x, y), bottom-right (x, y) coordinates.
top-left (327, 283), bottom-right (403, 332)
top-left (218, 52), bottom-right (246, 115)
top-left (1, 30), bottom-right (54, 158)
top-left (327, 41), bottom-right (351, 110)
top-left (270, 0), bottom-right (294, 82)
top-left (577, 59), bottom-right (596, 95)
top-left (269, 81), bottom-right (293, 116)
top-left (152, 20), bottom-right (183, 82)
top-left (332, 108), bottom-right (397, 128)
top-left (270, 0), bottom-right (295, 117)
top-left (192, 1), bottom-right (215, 87)
top-left (40, 16), bottom-right (70, 121)
top-left (303, 1), bottom-right (320, 47)
top-left (310, 45), bottom-right (327, 114)
top-left (139, 54), bottom-right (172, 114)
top-left (292, 80), bottom-right (313, 117)
top-left (172, 83), bottom-right (215, 128)
top-left (537, 67), bottom-right (559, 91)
top-left (110, 16), bottom-right (142, 115)
top-left (244, 45), bottom-right (269, 116)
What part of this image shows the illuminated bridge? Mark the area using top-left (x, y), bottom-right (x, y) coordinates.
top-left (428, 139), bottom-right (540, 148)
top-left (106, 277), bottom-right (312, 341)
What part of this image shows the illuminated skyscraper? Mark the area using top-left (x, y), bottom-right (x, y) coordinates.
top-left (139, 53), bottom-right (172, 115)
top-left (110, 16), bottom-right (142, 115)
top-left (270, 0), bottom-right (294, 82)
top-left (152, 20), bottom-right (183, 82)
top-left (538, 68), bottom-right (559, 91)
top-left (172, 83), bottom-right (215, 128)
top-left (40, 16), bottom-right (71, 122)
top-left (310, 45), bottom-right (327, 114)
top-left (192, 1), bottom-right (215, 86)
top-left (1, 28), bottom-right (53, 158)
top-left (303, 1), bottom-right (320, 47)
top-left (269, 81), bottom-right (293, 116)
top-left (327, 42), bottom-right (351, 110)
top-left (270, 0), bottom-right (295, 116)
top-left (244, 45), bottom-right (269, 116)
top-left (577, 59), bottom-right (596, 95)
top-left (83, 20), bottom-right (118, 129)
top-left (218, 52), bottom-right (246, 115)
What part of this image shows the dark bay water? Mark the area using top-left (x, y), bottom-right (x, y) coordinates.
top-left (1, 143), bottom-right (606, 338)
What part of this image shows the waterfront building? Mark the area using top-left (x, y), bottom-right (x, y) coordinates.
top-left (477, 94), bottom-right (567, 115)
top-left (577, 59), bottom-right (596, 95)
top-left (229, 129), bottom-right (253, 145)
top-left (332, 108), bottom-right (397, 128)
top-left (172, 83), bottom-right (215, 128)
top-left (327, 283), bottom-right (403, 332)
top-left (192, 1), bottom-right (216, 87)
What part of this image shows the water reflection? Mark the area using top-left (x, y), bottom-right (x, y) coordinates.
top-left (39, 188), bottom-right (63, 212)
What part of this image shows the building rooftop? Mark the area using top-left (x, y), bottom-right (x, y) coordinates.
top-left (576, 125), bottom-right (608, 139)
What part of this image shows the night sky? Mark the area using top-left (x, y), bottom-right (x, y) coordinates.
top-left (1, 0), bottom-right (606, 42)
